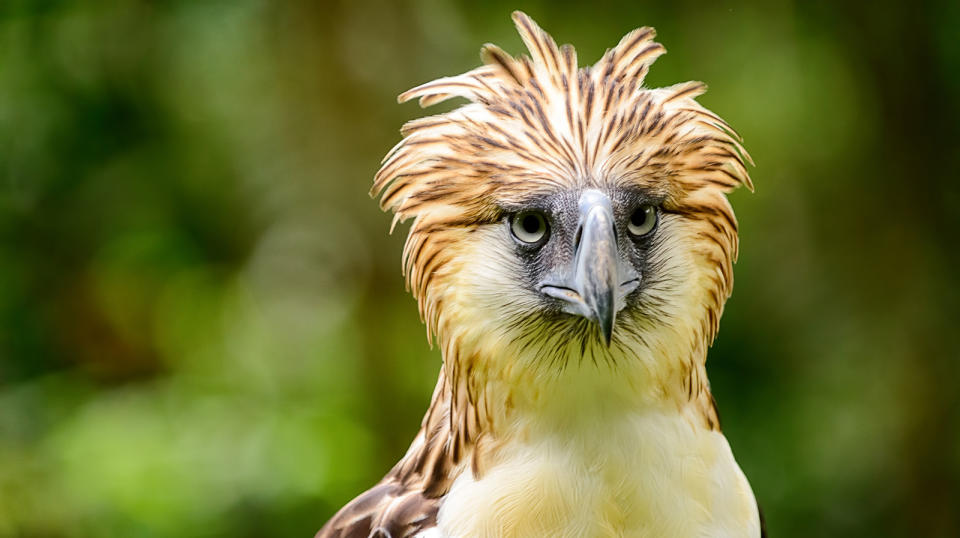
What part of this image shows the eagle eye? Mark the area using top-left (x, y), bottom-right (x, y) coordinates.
top-left (511, 211), bottom-right (549, 244)
top-left (627, 205), bottom-right (658, 237)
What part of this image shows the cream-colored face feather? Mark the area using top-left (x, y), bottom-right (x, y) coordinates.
top-left (373, 11), bottom-right (752, 369)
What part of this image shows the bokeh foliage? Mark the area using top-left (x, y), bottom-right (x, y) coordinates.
top-left (1, 0), bottom-right (958, 536)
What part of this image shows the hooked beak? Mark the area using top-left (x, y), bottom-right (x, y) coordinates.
top-left (540, 190), bottom-right (638, 345)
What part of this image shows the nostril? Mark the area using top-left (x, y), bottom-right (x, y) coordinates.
top-left (573, 224), bottom-right (583, 251)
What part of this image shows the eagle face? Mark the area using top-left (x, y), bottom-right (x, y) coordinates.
top-left (445, 183), bottom-right (689, 361)
top-left (489, 187), bottom-right (656, 343)
top-left (424, 170), bottom-right (741, 396)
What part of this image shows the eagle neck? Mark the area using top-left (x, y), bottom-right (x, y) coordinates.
top-left (436, 327), bottom-right (720, 473)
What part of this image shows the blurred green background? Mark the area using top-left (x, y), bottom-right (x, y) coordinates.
top-left (1, 0), bottom-right (958, 536)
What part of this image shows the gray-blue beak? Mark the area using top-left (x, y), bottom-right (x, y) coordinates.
top-left (540, 190), bottom-right (638, 345)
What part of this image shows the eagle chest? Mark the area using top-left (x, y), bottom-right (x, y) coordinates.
top-left (433, 414), bottom-right (758, 537)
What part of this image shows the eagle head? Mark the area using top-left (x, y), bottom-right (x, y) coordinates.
top-left (373, 12), bottom-right (752, 397)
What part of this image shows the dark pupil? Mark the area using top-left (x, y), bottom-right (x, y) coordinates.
top-left (631, 207), bottom-right (648, 226)
top-left (522, 214), bottom-right (541, 234)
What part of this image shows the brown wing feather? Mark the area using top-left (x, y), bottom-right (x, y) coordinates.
top-left (315, 481), bottom-right (439, 538)
top-left (316, 369), bottom-right (482, 538)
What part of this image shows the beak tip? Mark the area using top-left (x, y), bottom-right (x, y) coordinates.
top-left (600, 312), bottom-right (614, 346)
top-left (544, 189), bottom-right (625, 347)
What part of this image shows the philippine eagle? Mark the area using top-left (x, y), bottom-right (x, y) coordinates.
top-left (318, 11), bottom-right (762, 538)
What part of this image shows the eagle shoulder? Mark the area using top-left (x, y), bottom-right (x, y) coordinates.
top-left (317, 371), bottom-right (468, 538)
top-left (314, 479), bottom-right (440, 538)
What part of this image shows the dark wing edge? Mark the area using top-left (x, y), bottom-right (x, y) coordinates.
top-left (315, 480), bottom-right (439, 538)
top-left (316, 370), bottom-right (474, 538)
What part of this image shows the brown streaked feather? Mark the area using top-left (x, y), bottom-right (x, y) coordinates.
top-left (315, 482), bottom-right (438, 538)
top-left (480, 43), bottom-right (525, 86)
top-left (317, 370), bottom-right (486, 538)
